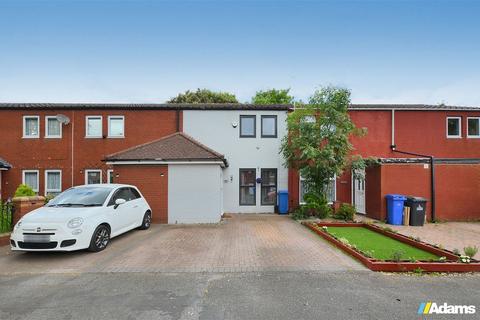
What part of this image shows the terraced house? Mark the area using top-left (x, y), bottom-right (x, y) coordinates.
top-left (0, 103), bottom-right (479, 223)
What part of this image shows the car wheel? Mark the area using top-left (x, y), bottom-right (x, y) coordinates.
top-left (139, 211), bottom-right (152, 230)
top-left (88, 225), bottom-right (110, 252)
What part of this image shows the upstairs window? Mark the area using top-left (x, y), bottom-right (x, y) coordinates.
top-left (45, 116), bottom-right (62, 138)
top-left (108, 116), bottom-right (125, 138)
top-left (22, 170), bottom-right (39, 193)
top-left (86, 116), bottom-right (103, 138)
top-left (467, 117), bottom-right (480, 138)
top-left (240, 115), bottom-right (256, 138)
top-left (261, 115), bottom-right (277, 138)
top-left (23, 116), bottom-right (40, 138)
top-left (446, 117), bottom-right (461, 138)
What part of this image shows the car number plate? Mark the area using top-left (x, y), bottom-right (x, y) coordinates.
top-left (24, 234), bottom-right (51, 243)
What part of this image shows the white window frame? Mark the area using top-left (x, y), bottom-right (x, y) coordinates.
top-left (85, 169), bottom-right (102, 185)
top-left (23, 116), bottom-right (40, 138)
top-left (446, 116), bottom-right (462, 138)
top-left (22, 170), bottom-right (39, 192)
top-left (466, 117), bottom-right (480, 138)
top-left (299, 174), bottom-right (336, 205)
top-left (108, 115), bottom-right (125, 138)
top-left (107, 169), bottom-right (114, 184)
top-left (85, 116), bottom-right (103, 138)
top-left (45, 116), bottom-right (62, 138)
top-left (44, 170), bottom-right (62, 195)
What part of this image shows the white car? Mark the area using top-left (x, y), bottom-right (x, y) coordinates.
top-left (10, 184), bottom-right (152, 252)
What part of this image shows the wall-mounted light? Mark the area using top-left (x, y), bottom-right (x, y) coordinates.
top-left (160, 173), bottom-right (165, 177)
top-left (115, 174), bottom-right (120, 178)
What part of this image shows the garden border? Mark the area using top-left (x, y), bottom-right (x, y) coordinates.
top-left (303, 222), bottom-right (480, 272)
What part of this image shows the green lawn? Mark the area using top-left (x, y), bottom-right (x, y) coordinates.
top-left (326, 227), bottom-right (440, 261)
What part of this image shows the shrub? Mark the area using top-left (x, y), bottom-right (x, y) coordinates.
top-left (303, 192), bottom-right (332, 219)
top-left (14, 184), bottom-right (35, 197)
top-left (333, 203), bottom-right (356, 221)
top-left (391, 250), bottom-right (405, 262)
top-left (291, 205), bottom-right (310, 220)
top-left (463, 246), bottom-right (478, 258)
top-left (44, 194), bottom-right (56, 204)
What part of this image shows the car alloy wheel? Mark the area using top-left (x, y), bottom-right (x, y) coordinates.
top-left (140, 211), bottom-right (152, 230)
top-left (89, 225), bottom-right (110, 252)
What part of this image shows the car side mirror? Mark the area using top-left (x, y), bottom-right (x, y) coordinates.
top-left (114, 198), bottom-right (126, 209)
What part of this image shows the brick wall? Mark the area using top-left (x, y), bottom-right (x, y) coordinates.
top-left (112, 165), bottom-right (168, 224)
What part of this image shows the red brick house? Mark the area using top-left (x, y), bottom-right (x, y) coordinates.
top-left (289, 104), bottom-right (480, 221)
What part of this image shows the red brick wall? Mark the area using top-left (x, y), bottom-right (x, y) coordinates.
top-left (0, 109), bottom-right (180, 198)
top-left (112, 165), bottom-right (168, 224)
top-left (364, 163), bottom-right (480, 222)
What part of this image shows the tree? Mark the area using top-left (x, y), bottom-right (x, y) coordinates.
top-left (251, 88), bottom-right (294, 104)
top-left (168, 88), bottom-right (238, 103)
top-left (280, 86), bottom-right (366, 210)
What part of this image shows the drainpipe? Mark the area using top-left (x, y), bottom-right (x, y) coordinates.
top-left (390, 146), bottom-right (436, 222)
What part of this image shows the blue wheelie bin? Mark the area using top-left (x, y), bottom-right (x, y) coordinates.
top-left (278, 190), bottom-right (289, 214)
top-left (385, 194), bottom-right (407, 225)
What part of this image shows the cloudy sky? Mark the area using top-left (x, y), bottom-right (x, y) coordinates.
top-left (1, 0), bottom-right (479, 105)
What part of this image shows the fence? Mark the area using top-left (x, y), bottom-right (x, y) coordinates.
top-left (0, 201), bottom-right (14, 233)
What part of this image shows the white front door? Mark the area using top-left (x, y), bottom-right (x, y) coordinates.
top-left (353, 170), bottom-right (366, 214)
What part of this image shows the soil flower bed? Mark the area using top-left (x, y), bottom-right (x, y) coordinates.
top-left (303, 222), bottom-right (480, 273)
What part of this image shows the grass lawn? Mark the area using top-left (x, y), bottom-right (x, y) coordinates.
top-left (326, 226), bottom-right (440, 261)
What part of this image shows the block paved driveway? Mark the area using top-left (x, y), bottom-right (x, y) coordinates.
top-left (0, 214), bottom-right (364, 274)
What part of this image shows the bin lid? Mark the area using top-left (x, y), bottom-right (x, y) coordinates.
top-left (407, 196), bottom-right (427, 201)
top-left (278, 190), bottom-right (288, 195)
top-left (385, 194), bottom-right (407, 200)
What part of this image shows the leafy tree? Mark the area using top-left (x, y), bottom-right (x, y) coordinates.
top-left (251, 88), bottom-right (294, 104)
top-left (280, 86), bottom-right (366, 204)
top-left (168, 88), bottom-right (238, 103)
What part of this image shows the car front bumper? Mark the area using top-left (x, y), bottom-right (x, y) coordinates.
top-left (10, 222), bottom-right (93, 252)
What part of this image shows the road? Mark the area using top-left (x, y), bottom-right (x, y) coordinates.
top-left (0, 271), bottom-right (479, 320)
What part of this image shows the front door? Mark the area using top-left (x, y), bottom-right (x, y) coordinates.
top-left (353, 169), bottom-right (366, 214)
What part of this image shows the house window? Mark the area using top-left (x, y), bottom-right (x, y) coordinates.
top-left (107, 170), bottom-right (114, 183)
top-left (45, 170), bottom-right (62, 196)
top-left (22, 170), bottom-right (39, 192)
top-left (23, 116), bottom-right (40, 138)
top-left (85, 170), bottom-right (102, 184)
top-left (86, 116), bottom-right (103, 138)
top-left (446, 117), bottom-right (461, 138)
top-left (239, 168), bottom-right (256, 205)
top-left (45, 116), bottom-right (62, 138)
top-left (299, 175), bottom-right (336, 204)
top-left (108, 116), bottom-right (125, 138)
top-left (467, 117), bottom-right (480, 138)
top-left (240, 115), bottom-right (256, 138)
top-left (261, 115), bottom-right (277, 138)
top-left (261, 169), bottom-right (277, 205)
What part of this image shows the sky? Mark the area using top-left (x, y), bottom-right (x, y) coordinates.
top-left (0, 0), bottom-right (479, 105)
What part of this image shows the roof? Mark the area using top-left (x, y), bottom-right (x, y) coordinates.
top-left (0, 103), bottom-right (292, 111)
top-left (105, 132), bottom-right (227, 166)
top-left (349, 104), bottom-right (480, 111)
top-left (0, 157), bottom-right (12, 169)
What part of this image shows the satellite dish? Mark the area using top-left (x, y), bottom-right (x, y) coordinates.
top-left (55, 114), bottom-right (70, 125)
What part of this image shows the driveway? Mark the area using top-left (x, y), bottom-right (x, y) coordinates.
top-left (0, 214), bottom-right (364, 274)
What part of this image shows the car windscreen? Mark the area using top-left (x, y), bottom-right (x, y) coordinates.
top-left (46, 187), bottom-right (113, 207)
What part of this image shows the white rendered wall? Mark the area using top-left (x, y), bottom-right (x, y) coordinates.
top-left (183, 110), bottom-right (288, 213)
top-left (168, 164), bottom-right (223, 224)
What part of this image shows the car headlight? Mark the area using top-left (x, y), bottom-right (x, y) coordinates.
top-left (67, 217), bottom-right (84, 229)
top-left (14, 221), bottom-right (22, 230)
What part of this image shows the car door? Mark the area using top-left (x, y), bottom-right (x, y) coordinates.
top-left (127, 187), bottom-right (144, 227)
top-left (106, 187), bottom-right (135, 234)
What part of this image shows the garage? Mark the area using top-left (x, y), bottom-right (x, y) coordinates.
top-left (105, 132), bottom-right (227, 224)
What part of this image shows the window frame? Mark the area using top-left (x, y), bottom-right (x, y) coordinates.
top-left (22, 170), bottom-right (39, 192)
top-left (23, 115), bottom-right (40, 139)
top-left (108, 115), bottom-right (125, 138)
top-left (45, 116), bottom-right (62, 138)
top-left (239, 115), bottom-right (256, 138)
top-left (85, 169), bottom-right (102, 185)
top-left (44, 170), bottom-right (62, 195)
top-left (85, 116), bottom-right (103, 138)
top-left (299, 174), bottom-right (336, 205)
top-left (261, 115), bottom-right (278, 138)
top-left (466, 117), bottom-right (480, 138)
top-left (107, 169), bottom-right (114, 184)
top-left (239, 168), bottom-right (256, 206)
top-left (446, 116), bottom-right (462, 139)
top-left (260, 168), bottom-right (277, 206)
